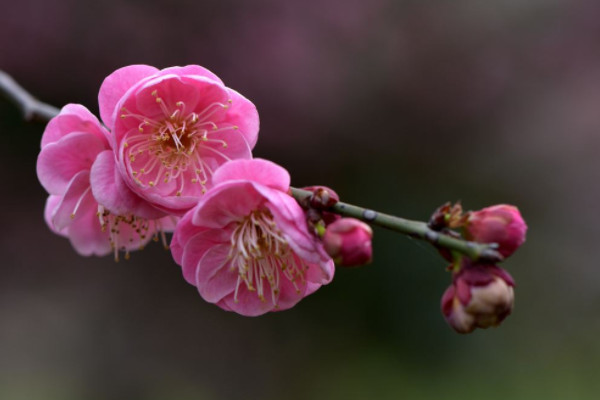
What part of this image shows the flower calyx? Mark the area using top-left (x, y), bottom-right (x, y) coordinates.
top-left (428, 201), bottom-right (467, 231)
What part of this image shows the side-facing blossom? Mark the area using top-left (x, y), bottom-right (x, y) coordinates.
top-left (97, 65), bottom-right (260, 214)
top-left (441, 263), bottom-right (515, 334)
top-left (37, 104), bottom-right (175, 260)
top-left (171, 159), bottom-right (335, 316)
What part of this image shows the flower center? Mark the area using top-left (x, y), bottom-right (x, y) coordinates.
top-left (229, 209), bottom-right (308, 306)
top-left (97, 206), bottom-right (168, 262)
top-left (120, 90), bottom-right (238, 196)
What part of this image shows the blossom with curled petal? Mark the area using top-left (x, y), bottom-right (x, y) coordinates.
top-left (98, 65), bottom-right (259, 214)
top-left (37, 104), bottom-right (175, 260)
top-left (171, 159), bottom-right (335, 316)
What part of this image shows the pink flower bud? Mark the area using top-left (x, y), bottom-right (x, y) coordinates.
top-left (323, 218), bottom-right (373, 266)
top-left (441, 264), bottom-right (515, 334)
top-left (464, 205), bottom-right (527, 258)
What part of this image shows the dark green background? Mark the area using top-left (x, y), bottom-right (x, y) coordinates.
top-left (1, 0), bottom-right (598, 398)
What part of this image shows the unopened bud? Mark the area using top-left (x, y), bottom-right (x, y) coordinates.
top-left (429, 202), bottom-right (465, 230)
top-left (301, 185), bottom-right (339, 209)
top-left (323, 218), bottom-right (373, 266)
top-left (464, 204), bottom-right (527, 258)
top-left (441, 264), bottom-right (515, 334)
top-left (301, 186), bottom-right (341, 225)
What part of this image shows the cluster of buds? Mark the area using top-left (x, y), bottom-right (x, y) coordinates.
top-left (298, 186), bottom-right (373, 267)
top-left (432, 204), bottom-right (527, 334)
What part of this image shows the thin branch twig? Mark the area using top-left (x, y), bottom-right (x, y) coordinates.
top-left (0, 70), bottom-right (60, 122)
top-left (290, 187), bottom-right (503, 263)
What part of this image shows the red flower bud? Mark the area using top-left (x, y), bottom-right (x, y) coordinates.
top-left (441, 264), bottom-right (515, 334)
top-left (300, 185), bottom-right (339, 209)
top-left (464, 205), bottom-right (527, 258)
top-left (323, 218), bottom-right (373, 266)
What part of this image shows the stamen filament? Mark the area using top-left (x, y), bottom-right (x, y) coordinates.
top-left (229, 209), bottom-right (308, 306)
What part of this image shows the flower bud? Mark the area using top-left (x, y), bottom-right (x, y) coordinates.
top-left (428, 202), bottom-right (465, 230)
top-left (300, 186), bottom-right (339, 209)
top-left (323, 218), bottom-right (373, 266)
top-left (464, 204), bottom-right (527, 258)
top-left (441, 264), bottom-right (515, 334)
top-left (299, 186), bottom-right (341, 227)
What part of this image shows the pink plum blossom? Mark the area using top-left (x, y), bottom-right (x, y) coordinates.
top-left (98, 65), bottom-right (260, 215)
top-left (37, 104), bottom-right (175, 260)
top-left (171, 159), bottom-right (335, 316)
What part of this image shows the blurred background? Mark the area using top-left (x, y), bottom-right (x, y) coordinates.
top-left (1, 0), bottom-right (599, 398)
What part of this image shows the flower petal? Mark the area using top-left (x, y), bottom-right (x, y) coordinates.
top-left (179, 228), bottom-right (230, 285)
top-left (158, 65), bottom-right (224, 85)
top-left (37, 131), bottom-right (107, 195)
top-left (99, 65), bottom-right (159, 129)
top-left (271, 272), bottom-right (307, 311)
top-left (212, 159), bottom-right (290, 192)
top-left (196, 244), bottom-right (239, 303)
top-left (221, 286), bottom-right (277, 316)
top-left (191, 182), bottom-right (265, 228)
top-left (130, 75), bottom-right (229, 123)
top-left (90, 150), bottom-right (165, 219)
top-left (41, 104), bottom-right (108, 148)
top-left (226, 88), bottom-right (259, 149)
top-left (197, 126), bottom-right (253, 167)
top-left (66, 205), bottom-right (111, 256)
top-left (51, 171), bottom-right (95, 230)
top-left (306, 259), bottom-right (335, 287)
top-left (169, 211), bottom-right (194, 265)
top-left (257, 187), bottom-right (324, 264)
top-left (44, 195), bottom-right (67, 237)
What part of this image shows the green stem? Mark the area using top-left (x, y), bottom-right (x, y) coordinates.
top-left (290, 187), bottom-right (502, 263)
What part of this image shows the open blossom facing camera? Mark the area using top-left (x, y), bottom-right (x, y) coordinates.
top-left (98, 65), bottom-right (259, 214)
top-left (171, 159), bottom-right (335, 316)
top-left (37, 104), bottom-right (175, 259)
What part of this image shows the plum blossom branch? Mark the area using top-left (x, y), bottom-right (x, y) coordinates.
top-left (0, 69), bottom-right (502, 263)
top-left (0, 70), bottom-right (60, 122)
top-left (4, 66), bottom-right (527, 328)
top-left (290, 187), bottom-right (503, 263)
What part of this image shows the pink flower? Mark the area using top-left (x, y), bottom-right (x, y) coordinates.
top-left (323, 218), bottom-right (373, 266)
top-left (441, 263), bottom-right (515, 334)
top-left (171, 159), bottom-right (334, 316)
top-left (464, 204), bottom-right (527, 258)
top-left (98, 65), bottom-right (260, 215)
top-left (37, 104), bottom-right (175, 260)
